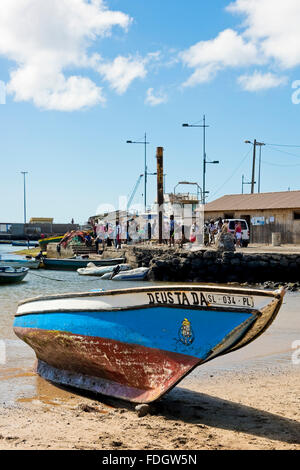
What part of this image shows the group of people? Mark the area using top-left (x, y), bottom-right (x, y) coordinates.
top-left (87, 216), bottom-right (244, 252)
top-left (203, 218), bottom-right (243, 247)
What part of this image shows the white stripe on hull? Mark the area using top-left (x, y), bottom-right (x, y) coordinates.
top-left (16, 288), bottom-right (270, 316)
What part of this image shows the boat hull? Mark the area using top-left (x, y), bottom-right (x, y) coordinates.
top-left (0, 268), bottom-right (29, 284)
top-left (14, 286), bottom-right (284, 403)
top-left (14, 328), bottom-right (201, 403)
top-left (0, 259), bottom-right (40, 269)
top-left (43, 258), bottom-right (125, 270)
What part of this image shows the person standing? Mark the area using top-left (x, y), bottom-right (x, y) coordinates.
top-left (234, 221), bottom-right (242, 247)
top-left (169, 215), bottom-right (175, 247)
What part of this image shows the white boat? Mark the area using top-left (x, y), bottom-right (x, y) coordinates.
top-left (77, 263), bottom-right (132, 276)
top-left (100, 267), bottom-right (149, 281)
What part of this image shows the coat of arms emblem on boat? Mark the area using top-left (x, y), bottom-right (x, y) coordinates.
top-left (179, 318), bottom-right (195, 345)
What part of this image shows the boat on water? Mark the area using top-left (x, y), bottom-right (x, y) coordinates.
top-left (100, 267), bottom-right (149, 281)
top-left (77, 263), bottom-right (132, 276)
top-left (12, 241), bottom-right (39, 247)
top-left (0, 258), bottom-right (40, 269)
top-left (14, 285), bottom-right (285, 404)
top-left (0, 266), bottom-right (29, 284)
top-left (38, 236), bottom-right (64, 250)
top-left (43, 257), bottom-right (125, 271)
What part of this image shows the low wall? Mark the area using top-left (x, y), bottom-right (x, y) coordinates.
top-left (46, 243), bottom-right (300, 283)
top-left (124, 246), bottom-right (300, 283)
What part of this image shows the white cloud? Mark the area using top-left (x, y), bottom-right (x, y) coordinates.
top-left (238, 71), bottom-right (288, 91)
top-left (181, 29), bottom-right (259, 69)
top-left (145, 88), bottom-right (168, 106)
top-left (227, 0), bottom-right (300, 69)
top-left (98, 56), bottom-right (147, 94)
top-left (0, 0), bottom-right (132, 110)
top-left (181, 0), bottom-right (300, 90)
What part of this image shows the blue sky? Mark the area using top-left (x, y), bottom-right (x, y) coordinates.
top-left (1, 0), bottom-right (300, 223)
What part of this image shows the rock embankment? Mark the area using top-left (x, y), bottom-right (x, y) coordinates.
top-left (125, 246), bottom-right (300, 285)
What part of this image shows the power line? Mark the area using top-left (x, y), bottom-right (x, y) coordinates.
top-left (210, 148), bottom-right (251, 199)
top-left (261, 160), bottom-right (300, 167)
top-left (266, 143), bottom-right (300, 148)
top-left (265, 147), bottom-right (300, 159)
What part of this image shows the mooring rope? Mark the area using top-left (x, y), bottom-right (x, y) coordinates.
top-left (28, 271), bottom-right (65, 282)
top-left (28, 271), bottom-right (103, 283)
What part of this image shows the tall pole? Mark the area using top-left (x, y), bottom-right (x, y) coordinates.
top-left (258, 145), bottom-right (262, 193)
top-left (21, 171), bottom-right (28, 224)
top-left (257, 143), bottom-right (265, 193)
top-left (156, 147), bottom-right (164, 244)
top-left (144, 132), bottom-right (147, 212)
top-left (203, 115), bottom-right (206, 205)
top-left (242, 174), bottom-right (244, 194)
top-left (182, 117), bottom-right (214, 204)
top-left (251, 139), bottom-right (256, 194)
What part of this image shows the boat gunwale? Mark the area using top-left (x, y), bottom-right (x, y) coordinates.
top-left (14, 302), bottom-right (262, 317)
top-left (16, 284), bottom-right (285, 308)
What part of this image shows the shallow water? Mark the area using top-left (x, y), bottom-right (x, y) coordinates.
top-left (0, 244), bottom-right (299, 406)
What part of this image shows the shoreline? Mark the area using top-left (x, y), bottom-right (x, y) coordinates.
top-left (0, 355), bottom-right (299, 450)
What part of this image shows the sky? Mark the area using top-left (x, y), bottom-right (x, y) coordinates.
top-left (1, 0), bottom-right (300, 223)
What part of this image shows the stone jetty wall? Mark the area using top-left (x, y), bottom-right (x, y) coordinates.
top-left (125, 246), bottom-right (300, 284)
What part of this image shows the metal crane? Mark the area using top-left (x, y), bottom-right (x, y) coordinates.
top-left (127, 174), bottom-right (143, 210)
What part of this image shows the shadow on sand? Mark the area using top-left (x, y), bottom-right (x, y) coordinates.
top-left (153, 387), bottom-right (300, 445)
top-left (53, 381), bottom-right (300, 446)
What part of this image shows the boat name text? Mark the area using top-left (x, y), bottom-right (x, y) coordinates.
top-left (146, 291), bottom-right (254, 308)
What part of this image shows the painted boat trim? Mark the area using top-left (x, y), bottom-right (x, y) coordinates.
top-left (17, 284), bottom-right (283, 308)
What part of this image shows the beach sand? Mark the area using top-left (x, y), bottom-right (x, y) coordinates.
top-left (0, 291), bottom-right (299, 450)
top-left (0, 360), bottom-right (299, 450)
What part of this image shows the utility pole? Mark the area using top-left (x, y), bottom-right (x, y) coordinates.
top-left (182, 115), bottom-right (218, 204)
top-left (251, 139), bottom-right (257, 194)
top-left (126, 133), bottom-right (150, 212)
top-left (257, 142), bottom-right (265, 193)
top-left (245, 140), bottom-right (265, 194)
top-left (21, 171), bottom-right (28, 224)
top-left (156, 147), bottom-right (164, 244)
top-left (144, 132), bottom-right (147, 211)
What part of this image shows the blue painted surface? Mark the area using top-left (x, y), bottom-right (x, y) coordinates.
top-left (14, 307), bottom-right (255, 359)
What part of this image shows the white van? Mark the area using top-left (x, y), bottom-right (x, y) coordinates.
top-left (223, 219), bottom-right (250, 247)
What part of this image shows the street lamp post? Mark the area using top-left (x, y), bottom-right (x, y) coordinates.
top-left (127, 133), bottom-right (150, 212)
top-left (245, 140), bottom-right (265, 193)
top-left (182, 116), bottom-right (219, 204)
top-left (21, 171), bottom-right (28, 224)
top-left (174, 181), bottom-right (203, 203)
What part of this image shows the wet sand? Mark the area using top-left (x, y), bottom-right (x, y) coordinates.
top-left (0, 289), bottom-right (299, 450)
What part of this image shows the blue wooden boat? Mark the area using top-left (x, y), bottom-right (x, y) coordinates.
top-left (12, 241), bottom-right (39, 247)
top-left (13, 285), bottom-right (285, 403)
top-left (0, 258), bottom-right (40, 269)
top-left (43, 257), bottom-right (125, 271)
top-left (0, 266), bottom-right (29, 284)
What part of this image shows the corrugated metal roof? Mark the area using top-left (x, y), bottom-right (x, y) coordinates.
top-left (205, 191), bottom-right (300, 211)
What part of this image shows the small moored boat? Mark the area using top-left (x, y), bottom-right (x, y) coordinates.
top-left (0, 258), bottom-right (40, 269)
top-left (43, 257), bottom-right (125, 271)
top-left (77, 263), bottom-right (132, 276)
top-left (38, 236), bottom-right (64, 250)
top-left (12, 241), bottom-right (39, 247)
top-left (14, 285), bottom-right (285, 403)
top-left (0, 266), bottom-right (29, 284)
top-left (100, 267), bottom-right (149, 281)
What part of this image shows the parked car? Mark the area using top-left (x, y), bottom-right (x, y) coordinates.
top-left (223, 219), bottom-right (250, 247)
